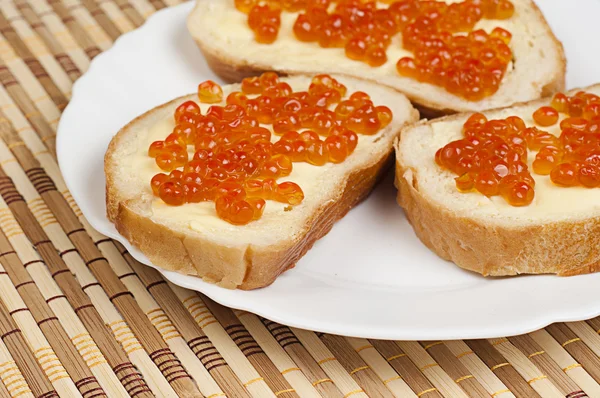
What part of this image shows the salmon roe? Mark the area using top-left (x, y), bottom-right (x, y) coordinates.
top-left (147, 73), bottom-right (392, 225)
top-left (538, 91), bottom-right (600, 188)
top-left (236, 0), bottom-right (515, 101)
top-left (436, 90), bottom-right (600, 206)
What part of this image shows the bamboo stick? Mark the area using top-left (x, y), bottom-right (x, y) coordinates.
top-left (0, 298), bottom-right (58, 398)
top-left (0, 317), bottom-right (35, 398)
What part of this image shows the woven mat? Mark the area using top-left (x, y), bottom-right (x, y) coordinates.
top-left (0, 0), bottom-right (596, 397)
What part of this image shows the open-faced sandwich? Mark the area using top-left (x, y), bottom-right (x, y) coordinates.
top-left (396, 85), bottom-right (600, 276)
top-left (106, 73), bottom-right (418, 289)
top-left (187, 0), bottom-right (565, 116)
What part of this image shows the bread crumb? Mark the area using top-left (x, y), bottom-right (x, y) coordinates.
top-left (284, 206), bottom-right (293, 212)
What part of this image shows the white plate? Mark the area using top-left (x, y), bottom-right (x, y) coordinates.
top-left (57, 1), bottom-right (600, 340)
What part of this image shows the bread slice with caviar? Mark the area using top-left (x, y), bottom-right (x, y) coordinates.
top-left (187, 0), bottom-right (565, 116)
top-left (105, 74), bottom-right (418, 289)
top-left (395, 84), bottom-right (600, 277)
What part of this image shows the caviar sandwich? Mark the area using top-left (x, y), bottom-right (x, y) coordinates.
top-left (105, 74), bottom-right (418, 289)
top-left (395, 85), bottom-right (600, 277)
top-left (187, 0), bottom-right (565, 116)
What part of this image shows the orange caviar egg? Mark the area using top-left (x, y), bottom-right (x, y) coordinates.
top-left (396, 57), bottom-right (418, 79)
top-left (568, 96), bottom-right (585, 117)
top-left (235, 0), bottom-right (256, 13)
top-left (148, 73), bottom-right (392, 224)
top-left (255, 23), bottom-right (279, 44)
top-left (198, 80), bottom-right (223, 104)
top-left (578, 163), bottom-right (600, 188)
top-left (345, 37), bottom-right (368, 60)
top-left (226, 92), bottom-right (248, 106)
top-left (276, 181), bottom-right (305, 204)
top-left (376, 106), bottom-right (393, 127)
top-left (150, 173), bottom-right (169, 195)
top-left (583, 103), bottom-right (600, 120)
top-left (495, 0), bottom-right (515, 19)
top-left (550, 163), bottom-right (578, 187)
top-left (455, 172), bottom-right (475, 192)
top-left (532, 146), bottom-right (562, 175)
top-left (551, 93), bottom-right (569, 113)
top-left (532, 106), bottom-right (559, 127)
top-left (464, 112), bottom-right (488, 130)
top-left (490, 27), bottom-right (512, 44)
top-left (215, 196), bottom-right (255, 225)
top-left (560, 117), bottom-right (588, 132)
top-left (158, 181), bottom-right (185, 206)
top-left (241, 77), bottom-right (262, 94)
top-left (247, 197), bottom-right (266, 220)
top-left (174, 101), bottom-right (200, 122)
top-left (155, 145), bottom-right (187, 171)
top-left (148, 141), bottom-right (165, 157)
top-left (260, 72), bottom-right (279, 88)
top-left (325, 135), bottom-right (348, 163)
top-left (474, 169), bottom-right (499, 197)
top-left (501, 180), bottom-right (534, 206)
top-left (366, 46), bottom-right (387, 67)
top-left (248, 4), bottom-right (280, 29)
top-left (345, 104), bottom-right (381, 135)
top-left (293, 14), bottom-right (319, 42)
top-left (305, 141), bottom-right (328, 166)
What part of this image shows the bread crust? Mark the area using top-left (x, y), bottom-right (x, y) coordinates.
top-left (110, 152), bottom-right (392, 289)
top-left (394, 85), bottom-right (600, 277)
top-left (188, 0), bottom-right (566, 117)
top-left (106, 80), bottom-right (418, 290)
top-left (395, 162), bottom-right (600, 277)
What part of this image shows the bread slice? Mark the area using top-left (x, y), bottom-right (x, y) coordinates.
top-left (105, 75), bottom-right (418, 289)
top-left (187, 0), bottom-right (565, 117)
top-left (395, 84), bottom-right (600, 277)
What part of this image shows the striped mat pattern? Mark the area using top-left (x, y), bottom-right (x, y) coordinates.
top-left (0, 0), bottom-right (596, 396)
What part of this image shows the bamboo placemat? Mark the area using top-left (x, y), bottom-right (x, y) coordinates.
top-left (0, 0), bottom-right (596, 397)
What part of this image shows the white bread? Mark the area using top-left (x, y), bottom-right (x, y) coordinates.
top-left (105, 75), bottom-right (419, 289)
top-left (187, 0), bottom-right (566, 117)
top-left (395, 83), bottom-right (600, 277)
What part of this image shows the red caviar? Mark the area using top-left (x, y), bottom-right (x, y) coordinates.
top-left (436, 90), bottom-right (600, 206)
top-left (198, 80), bottom-right (223, 104)
top-left (238, 0), bottom-right (515, 101)
top-left (532, 106), bottom-right (558, 127)
top-left (436, 111), bottom-right (535, 206)
top-left (532, 91), bottom-right (600, 187)
top-left (148, 74), bottom-right (393, 225)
